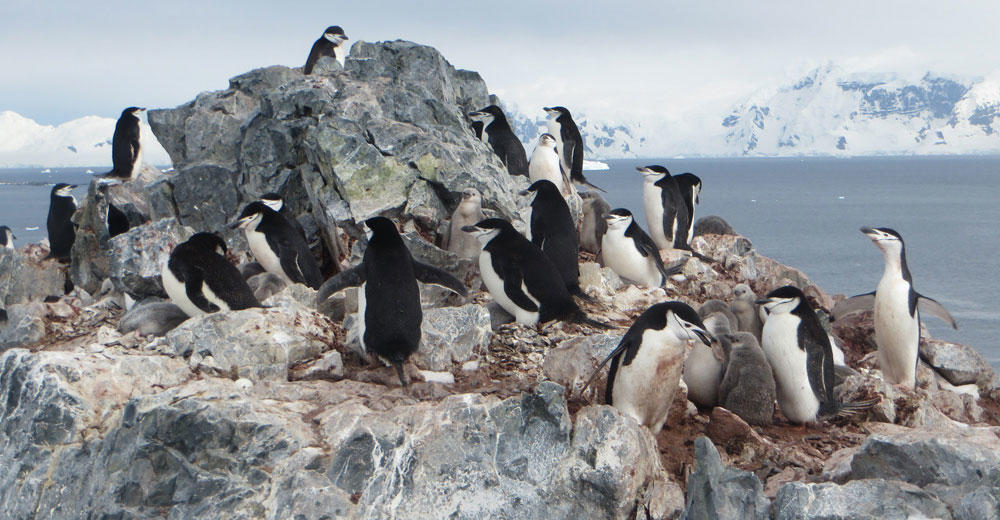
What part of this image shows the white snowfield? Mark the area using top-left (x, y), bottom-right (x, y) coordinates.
top-left (0, 111), bottom-right (170, 168)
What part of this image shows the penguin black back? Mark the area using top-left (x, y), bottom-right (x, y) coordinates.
top-left (673, 173), bottom-right (701, 246)
top-left (107, 203), bottom-right (130, 238)
top-left (105, 107), bottom-right (144, 179)
top-left (46, 183), bottom-right (77, 261)
top-left (167, 232), bottom-right (261, 314)
top-left (525, 180), bottom-right (582, 297)
top-left (544, 106), bottom-right (603, 191)
top-left (651, 168), bottom-right (689, 249)
top-left (469, 105), bottom-right (528, 176)
top-left (766, 285), bottom-right (837, 412)
top-left (234, 201), bottom-right (323, 289)
top-left (260, 192), bottom-right (310, 244)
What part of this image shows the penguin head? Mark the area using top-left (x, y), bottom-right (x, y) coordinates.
top-left (757, 285), bottom-right (805, 316)
top-left (187, 232), bottom-right (227, 257)
top-left (637, 165), bottom-right (669, 182)
top-left (232, 201), bottom-right (274, 231)
top-left (461, 218), bottom-right (510, 245)
top-left (468, 105), bottom-right (501, 125)
top-left (537, 133), bottom-right (557, 148)
top-left (733, 283), bottom-right (756, 302)
top-left (722, 332), bottom-right (760, 353)
top-left (521, 179), bottom-right (560, 199)
top-left (677, 173), bottom-right (702, 203)
top-left (0, 225), bottom-right (14, 248)
top-left (660, 301), bottom-right (712, 346)
top-left (52, 183), bottom-right (77, 198)
top-left (122, 107), bottom-right (146, 118)
top-left (322, 26), bottom-right (348, 45)
top-left (364, 216), bottom-right (402, 243)
top-left (605, 208), bottom-right (633, 231)
top-left (260, 193), bottom-right (284, 212)
top-left (861, 227), bottom-right (904, 256)
top-left (460, 187), bottom-right (482, 205)
top-left (543, 106), bottom-right (569, 120)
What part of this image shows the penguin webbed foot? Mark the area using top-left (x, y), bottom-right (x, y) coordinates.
top-left (393, 362), bottom-right (408, 387)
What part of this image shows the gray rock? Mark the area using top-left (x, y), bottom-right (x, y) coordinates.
top-left (108, 218), bottom-right (194, 300)
top-left (415, 304), bottom-right (491, 371)
top-left (542, 333), bottom-right (622, 400)
top-left (0, 248), bottom-right (66, 306)
top-left (683, 436), bottom-right (770, 520)
top-left (773, 479), bottom-right (953, 520)
top-left (0, 303), bottom-right (47, 351)
top-left (920, 338), bottom-right (995, 386)
top-left (171, 164), bottom-right (242, 232)
top-left (165, 301), bottom-right (334, 381)
top-left (693, 215), bottom-right (735, 236)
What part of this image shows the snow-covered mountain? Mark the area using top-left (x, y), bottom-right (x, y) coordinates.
top-left (0, 111), bottom-right (170, 168)
top-left (722, 66), bottom-right (1000, 156)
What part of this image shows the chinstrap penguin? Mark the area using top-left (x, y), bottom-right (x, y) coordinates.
top-left (523, 180), bottom-right (584, 298)
top-left (672, 173), bottom-right (701, 248)
top-left (638, 166), bottom-right (686, 250)
top-left (162, 232), bottom-right (262, 318)
top-left (528, 133), bottom-right (573, 196)
top-left (304, 25), bottom-right (349, 73)
top-left (316, 217), bottom-right (467, 386)
top-left (585, 301), bottom-right (711, 434)
top-left (443, 187), bottom-right (484, 260)
top-left (100, 107), bottom-right (145, 179)
top-left (468, 105), bottom-right (528, 176)
top-left (718, 332), bottom-right (776, 426)
top-left (47, 183), bottom-right (78, 262)
top-left (462, 218), bottom-right (608, 328)
top-left (600, 208), bottom-right (682, 288)
top-left (232, 201), bottom-right (323, 290)
top-left (260, 192), bottom-right (310, 244)
top-left (759, 286), bottom-right (876, 424)
top-left (543, 106), bottom-right (603, 192)
top-left (833, 227), bottom-right (957, 387)
top-left (579, 191), bottom-right (610, 255)
top-left (0, 226), bottom-right (15, 250)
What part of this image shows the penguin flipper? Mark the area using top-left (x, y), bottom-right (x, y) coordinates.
top-left (494, 257), bottom-right (538, 313)
top-left (917, 294), bottom-right (958, 329)
top-left (582, 337), bottom-right (630, 398)
top-left (316, 265), bottom-right (366, 303)
top-left (412, 261), bottom-right (467, 297)
top-left (832, 292), bottom-right (876, 321)
top-left (802, 318), bottom-right (837, 406)
top-left (184, 276), bottom-right (220, 314)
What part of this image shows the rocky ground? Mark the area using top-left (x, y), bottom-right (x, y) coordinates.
top-left (1, 39), bottom-right (999, 520)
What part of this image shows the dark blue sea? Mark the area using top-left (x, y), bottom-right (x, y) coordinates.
top-left (2, 157), bottom-right (998, 367)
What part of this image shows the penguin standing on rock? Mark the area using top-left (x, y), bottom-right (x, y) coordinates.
top-left (544, 106), bottom-right (603, 192)
top-left (468, 105), bottom-right (528, 176)
top-left (528, 134), bottom-right (573, 196)
top-left (759, 286), bottom-right (876, 424)
top-left (672, 173), bottom-right (701, 248)
top-left (0, 226), bottom-right (15, 250)
top-left (833, 227), bottom-right (957, 387)
top-left (101, 107), bottom-right (145, 180)
top-left (304, 26), bottom-right (349, 73)
top-left (232, 202), bottom-right (323, 290)
top-left (316, 217), bottom-right (468, 386)
top-left (162, 232), bottom-right (262, 318)
top-left (584, 301), bottom-right (711, 434)
top-left (600, 208), bottom-right (683, 288)
top-left (462, 218), bottom-right (608, 328)
top-left (523, 180), bottom-right (584, 298)
top-left (47, 183), bottom-right (77, 261)
top-left (639, 165), bottom-right (688, 251)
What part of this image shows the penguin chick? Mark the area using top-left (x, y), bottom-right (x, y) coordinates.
top-left (444, 188), bottom-right (484, 260)
top-left (730, 283), bottom-right (763, 342)
top-left (718, 332), bottom-right (776, 426)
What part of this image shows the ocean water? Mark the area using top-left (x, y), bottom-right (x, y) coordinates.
top-left (1, 157), bottom-right (998, 366)
top-left (593, 156), bottom-right (1000, 367)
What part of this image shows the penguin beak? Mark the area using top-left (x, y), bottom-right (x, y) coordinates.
top-left (139, 108), bottom-right (146, 112)
top-left (518, 188), bottom-right (533, 196)
top-left (693, 328), bottom-right (712, 346)
top-left (860, 227), bottom-right (875, 235)
top-left (460, 225), bottom-right (479, 233)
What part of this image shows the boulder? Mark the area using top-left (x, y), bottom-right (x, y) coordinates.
top-left (683, 436), bottom-right (770, 520)
top-left (414, 304), bottom-right (491, 371)
top-left (542, 333), bottom-right (622, 400)
top-left (773, 479), bottom-right (953, 520)
top-left (108, 218), bottom-right (194, 300)
top-left (920, 338), bottom-right (995, 386)
top-left (0, 247), bottom-right (66, 306)
top-left (0, 303), bottom-right (48, 351)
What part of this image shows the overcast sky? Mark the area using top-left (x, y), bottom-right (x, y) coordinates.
top-left (3, 1), bottom-right (1000, 125)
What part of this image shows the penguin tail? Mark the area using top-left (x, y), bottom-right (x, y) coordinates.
top-left (833, 397), bottom-right (880, 418)
top-left (681, 246), bottom-right (717, 263)
top-left (572, 310), bottom-right (611, 330)
top-left (571, 286), bottom-right (594, 302)
top-left (393, 361), bottom-right (408, 387)
top-left (575, 180), bottom-right (606, 193)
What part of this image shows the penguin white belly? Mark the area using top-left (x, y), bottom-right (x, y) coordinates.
top-left (523, 206), bottom-right (533, 241)
top-left (612, 328), bottom-right (684, 434)
top-left (202, 284), bottom-right (231, 312)
top-left (334, 45), bottom-right (346, 67)
top-left (602, 230), bottom-right (661, 287)
top-left (762, 313), bottom-right (819, 424)
top-left (245, 229), bottom-right (292, 284)
top-left (642, 186), bottom-right (669, 250)
top-left (161, 265), bottom-right (205, 318)
top-left (529, 153), bottom-right (566, 193)
top-left (131, 126), bottom-right (143, 178)
top-left (874, 278), bottom-right (920, 385)
top-left (683, 342), bottom-right (723, 408)
top-left (356, 282), bottom-right (368, 354)
top-left (479, 251), bottom-right (540, 325)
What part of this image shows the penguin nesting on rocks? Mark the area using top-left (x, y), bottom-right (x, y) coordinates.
top-left (162, 232), bottom-right (262, 318)
top-left (759, 286), bottom-right (877, 424)
top-left (316, 217), bottom-right (467, 386)
top-left (523, 180), bottom-right (584, 298)
top-left (579, 191), bottom-right (610, 255)
top-left (304, 26), bottom-right (349, 73)
top-left (468, 105), bottom-right (528, 176)
top-left (584, 301), bottom-right (711, 434)
top-left (600, 208), bottom-right (683, 288)
top-left (100, 107), bottom-right (145, 180)
top-left (0, 226), bottom-right (15, 250)
top-left (46, 183), bottom-right (77, 262)
top-left (718, 332), bottom-right (776, 426)
top-left (834, 227), bottom-right (957, 387)
top-left (543, 106), bottom-right (603, 192)
top-left (462, 218), bottom-right (608, 329)
top-left (232, 202), bottom-right (323, 290)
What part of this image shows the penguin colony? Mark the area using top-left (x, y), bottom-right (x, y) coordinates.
top-left (11, 25), bottom-right (961, 447)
